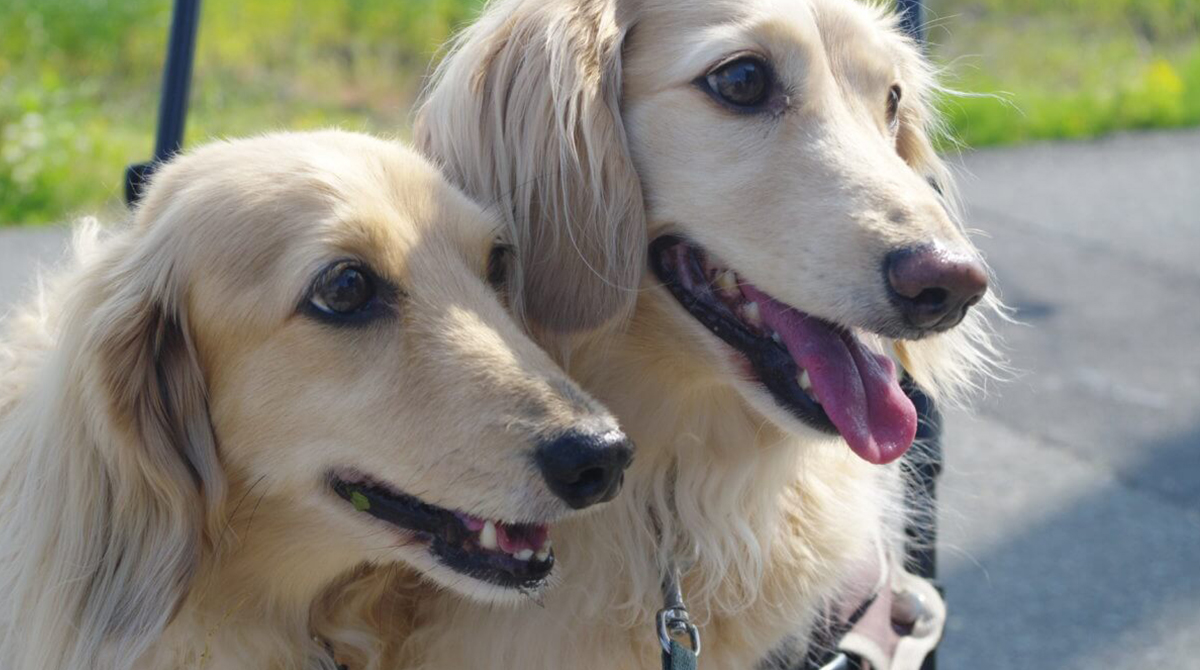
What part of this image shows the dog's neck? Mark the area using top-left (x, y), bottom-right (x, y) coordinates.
top-left (141, 492), bottom-right (359, 669)
top-left (378, 294), bottom-right (899, 667)
top-left (553, 292), bottom-right (895, 626)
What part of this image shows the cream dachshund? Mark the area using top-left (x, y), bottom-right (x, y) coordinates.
top-left (0, 131), bottom-right (632, 669)
top-left (354, 0), bottom-right (1007, 667)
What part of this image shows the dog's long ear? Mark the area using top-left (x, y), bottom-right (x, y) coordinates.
top-left (0, 223), bottom-right (224, 668)
top-left (83, 232), bottom-right (225, 664)
top-left (417, 0), bottom-right (644, 336)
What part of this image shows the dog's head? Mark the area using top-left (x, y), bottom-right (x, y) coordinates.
top-left (418, 0), bottom-right (1000, 464)
top-left (77, 132), bottom-right (629, 614)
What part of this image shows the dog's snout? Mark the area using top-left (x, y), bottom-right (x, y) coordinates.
top-left (886, 245), bottom-right (988, 331)
top-left (535, 429), bottom-right (632, 510)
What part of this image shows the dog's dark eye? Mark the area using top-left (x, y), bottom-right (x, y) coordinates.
top-left (307, 261), bottom-right (378, 321)
top-left (887, 84), bottom-right (902, 129)
top-left (704, 57), bottom-right (772, 109)
top-left (487, 243), bottom-right (512, 292)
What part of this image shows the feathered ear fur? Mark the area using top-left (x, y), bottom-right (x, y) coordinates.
top-left (416, 0), bottom-right (645, 336)
top-left (0, 220), bottom-right (224, 669)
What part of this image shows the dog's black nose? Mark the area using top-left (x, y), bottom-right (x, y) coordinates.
top-left (886, 245), bottom-right (988, 331)
top-left (535, 429), bottom-right (632, 510)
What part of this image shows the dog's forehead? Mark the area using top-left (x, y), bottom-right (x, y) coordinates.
top-left (630, 0), bottom-right (897, 87)
top-left (151, 133), bottom-right (495, 318)
top-left (324, 187), bottom-right (494, 282)
top-left (276, 137), bottom-right (492, 259)
top-left (810, 0), bottom-right (900, 85)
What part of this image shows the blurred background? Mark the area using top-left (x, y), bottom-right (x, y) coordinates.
top-left (1, 0), bottom-right (1198, 668)
top-left (2, 0), bottom-right (1199, 224)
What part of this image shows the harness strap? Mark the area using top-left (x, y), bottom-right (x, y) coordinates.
top-left (803, 592), bottom-right (879, 669)
top-left (839, 570), bottom-right (945, 670)
top-left (804, 568), bottom-right (945, 670)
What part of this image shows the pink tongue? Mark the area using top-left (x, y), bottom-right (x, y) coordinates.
top-left (742, 285), bottom-right (917, 464)
top-left (497, 524), bottom-right (549, 554)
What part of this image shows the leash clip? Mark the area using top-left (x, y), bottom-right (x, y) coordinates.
top-left (657, 565), bottom-right (701, 657)
top-left (656, 606), bottom-right (701, 657)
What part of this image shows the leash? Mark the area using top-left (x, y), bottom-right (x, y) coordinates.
top-left (657, 561), bottom-right (701, 670)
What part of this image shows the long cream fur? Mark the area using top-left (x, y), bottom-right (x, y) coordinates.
top-left (0, 131), bottom-right (624, 669)
top-left (349, 0), bottom-right (1008, 667)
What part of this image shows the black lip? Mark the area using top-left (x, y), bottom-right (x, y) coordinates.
top-left (649, 235), bottom-right (838, 435)
top-left (330, 477), bottom-right (554, 589)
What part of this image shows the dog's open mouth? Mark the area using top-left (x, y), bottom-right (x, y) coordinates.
top-left (330, 475), bottom-right (554, 589)
top-left (649, 236), bottom-right (917, 465)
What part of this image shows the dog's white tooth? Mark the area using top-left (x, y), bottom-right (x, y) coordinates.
top-left (771, 331), bottom-right (782, 344)
top-left (480, 521), bottom-right (498, 550)
top-left (716, 270), bottom-right (738, 293)
top-left (535, 548), bottom-right (551, 562)
top-left (539, 536), bottom-right (552, 552)
top-left (515, 548), bottom-right (534, 561)
top-left (743, 302), bottom-right (762, 327)
top-left (797, 370), bottom-right (820, 404)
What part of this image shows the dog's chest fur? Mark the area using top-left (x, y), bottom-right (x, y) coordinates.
top-left (390, 300), bottom-right (903, 669)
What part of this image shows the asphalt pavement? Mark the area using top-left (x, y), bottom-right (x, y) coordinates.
top-left (1, 129), bottom-right (1197, 667)
top-left (939, 129), bottom-right (1200, 668)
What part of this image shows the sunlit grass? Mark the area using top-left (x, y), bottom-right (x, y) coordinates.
top-left (0, 0), bottom-right (483, 225)
top-left (928, 0), bottom-right (1200, 146)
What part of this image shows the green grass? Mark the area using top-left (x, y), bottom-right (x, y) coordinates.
top-left (0, 0), bottom-right (484, 225)
top-left (2, 0), bottom-right (1199, 225)
top-left (927, 0), bottom-right (1200, 146)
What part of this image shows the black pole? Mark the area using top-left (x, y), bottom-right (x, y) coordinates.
top-left (125, 0), bottom-right (201, 206)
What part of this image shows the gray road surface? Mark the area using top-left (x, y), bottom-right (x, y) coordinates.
top-left (938, 129), bottom-right (1200, 668)
top-left (1, 129), bottom-right (1197, 667)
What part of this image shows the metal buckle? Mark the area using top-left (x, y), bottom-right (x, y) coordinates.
top-left (656, 606), bottom-right (701, 657)
top-left (658, 562), bottom-right (701, 658)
